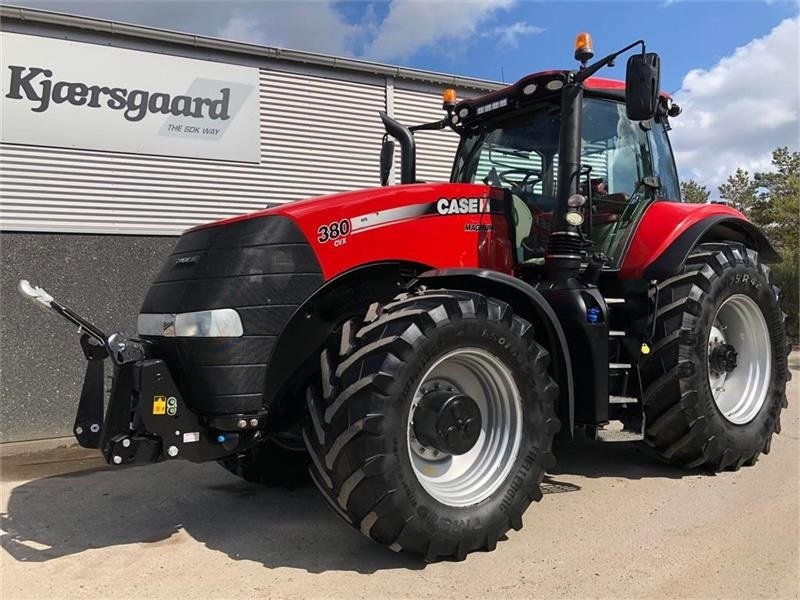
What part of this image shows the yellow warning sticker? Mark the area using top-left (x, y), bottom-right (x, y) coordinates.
top-left (152, 395), bottom-right (167, 415)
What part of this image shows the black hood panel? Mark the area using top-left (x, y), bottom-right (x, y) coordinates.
top-left (140, 215), bottom-right (323, 415)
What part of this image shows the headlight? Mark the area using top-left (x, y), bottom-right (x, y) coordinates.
top-left (137, 309), bottom-right (243, 337)
top-left (565, 211), bottom-right (585, 226)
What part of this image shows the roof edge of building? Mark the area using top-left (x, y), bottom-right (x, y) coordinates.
top-left (0, 4), bottom-right (504, 91)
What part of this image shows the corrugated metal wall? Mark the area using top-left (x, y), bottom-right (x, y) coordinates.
top-left (260, 70), bottom-right (387, 200)
top-left (0, 62), bottom-right (487, 237)
top-left (0, 144), bottom-right (270, 236)
top-left (394, 86), bottom-right (461, 183)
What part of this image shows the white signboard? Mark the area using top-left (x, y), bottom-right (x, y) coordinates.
top-left (1, 32), bottom-right (260, 163)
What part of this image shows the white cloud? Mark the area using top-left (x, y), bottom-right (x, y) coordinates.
top-left (8, 0), bottom-right (532, 64)
top-left (217, 3), bottom-right (366, 56)
top-left (484, 21), bottom-right (545, 49)
top-left (215, 0), bottom-right (525, 63)
top-left (670, 16), bottom-right (800, 190)
top-left (361, 0), bottom-right (515, 62)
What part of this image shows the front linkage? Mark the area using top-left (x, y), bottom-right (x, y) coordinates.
top-left (18, 280), bottom-right (262, 466)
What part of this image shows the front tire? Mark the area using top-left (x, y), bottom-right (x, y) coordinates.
top-left (641, 243), bottom-right (790, 471)
top-left (304, 289), bottom-right (559, 561)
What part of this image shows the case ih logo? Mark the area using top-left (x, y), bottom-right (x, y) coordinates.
top-left (4, 66), bottom-right (232, 123)
top-left (436, 197), bottom-right (491, 215)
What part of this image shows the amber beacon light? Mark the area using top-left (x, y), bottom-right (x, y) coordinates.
top-left (574, 32), bottom-right (594, 63)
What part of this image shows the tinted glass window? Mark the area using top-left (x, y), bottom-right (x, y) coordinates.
top-left (649, 121), bottom-right (681, 200)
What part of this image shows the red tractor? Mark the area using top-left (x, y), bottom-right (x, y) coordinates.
top-left (19, 34), bottom-right (790, 561)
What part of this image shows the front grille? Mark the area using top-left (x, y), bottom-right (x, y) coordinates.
top-left (140, 215), bottom-right (323, 415)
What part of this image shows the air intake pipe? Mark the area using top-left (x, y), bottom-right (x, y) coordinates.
top-left (379, 112), bottom-right (416, 184)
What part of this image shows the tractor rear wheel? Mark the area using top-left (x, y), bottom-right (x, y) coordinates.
top-left (641, 243), bottom-right (790, 471)
top-left (304, 289), bottom-right (559, 561)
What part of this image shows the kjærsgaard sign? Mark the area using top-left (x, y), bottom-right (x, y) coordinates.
top-left (1, 32), bottom-right (260, 163)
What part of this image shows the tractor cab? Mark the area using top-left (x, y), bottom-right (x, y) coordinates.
top-left (451, 74), bottom-right (681, 269)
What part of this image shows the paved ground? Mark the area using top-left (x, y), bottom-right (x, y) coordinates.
top-left (2, 354), bottom-right (798, 599)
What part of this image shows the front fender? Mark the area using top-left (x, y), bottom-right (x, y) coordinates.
top-left (619, 202), bottom-right (779, 280)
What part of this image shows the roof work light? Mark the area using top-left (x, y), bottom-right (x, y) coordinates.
top-left (442, 88), bottom-right (457, 110)
top-left (574, 32), bottom-right (594, 63)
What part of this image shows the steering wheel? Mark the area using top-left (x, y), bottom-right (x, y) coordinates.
top-left (497, 169), bottom-right (542, 194)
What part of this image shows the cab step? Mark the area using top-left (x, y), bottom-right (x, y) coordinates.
top-left (594, 420), bottom-right (644, 442)
top-left (609, 395), bottom-right (638, 404)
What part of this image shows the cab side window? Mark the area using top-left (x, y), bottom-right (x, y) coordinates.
top-left (649, 121), bottom-right (681, 200)
top-left (581, 99), bottom-right (650, 200)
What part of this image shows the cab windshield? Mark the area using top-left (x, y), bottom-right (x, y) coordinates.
top-left (453, 97), bottom-right (670, 267)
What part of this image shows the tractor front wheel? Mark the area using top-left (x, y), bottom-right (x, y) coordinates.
top-left (641, 243), bottom-right (790, 471)
top-left (304, 289), bottom-right (559, 561)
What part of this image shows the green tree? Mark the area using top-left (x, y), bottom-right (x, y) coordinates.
top-left (718, 167), bottom-right (760, 215)
top-left (752, 147), bottom-right (799, 344)
top-left (681, 179), bottom-right (710, 204)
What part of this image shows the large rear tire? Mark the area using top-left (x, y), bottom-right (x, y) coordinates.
top-left (641, 243), bottom-right (790, 471)
top-left (304, 289), bottom-right (560, 561)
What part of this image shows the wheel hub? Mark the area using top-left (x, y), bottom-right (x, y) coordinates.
top-left (709, 343), bottom-right (738, 375)
top-left (412, 390), bottom-right (482, 456)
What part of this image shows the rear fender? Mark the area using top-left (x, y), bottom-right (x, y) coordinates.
top-left (620, 202), bottom-right (779, 280)
top-left (415, 268), bottom-right (575, 439)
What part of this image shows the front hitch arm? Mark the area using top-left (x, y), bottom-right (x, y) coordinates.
top-left (18, 279), bottom-right (146, 365)
top-left (18, 279), bottom-right (146, 449)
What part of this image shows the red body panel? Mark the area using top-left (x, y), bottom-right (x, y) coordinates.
top-left (583, 76), bottom-right (671, 98)
top-left (201, 183), bottom-right (514, 280)
top-left (619, 201), bottom-right (750, 279)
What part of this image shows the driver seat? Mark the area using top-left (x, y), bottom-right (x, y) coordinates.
top-left (511, 194), bottom-right (534, 262)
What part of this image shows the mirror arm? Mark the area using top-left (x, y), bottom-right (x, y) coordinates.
top-left (575, 39), bottom-right (645, 82)
top-left (409, 119), bottom-right (448, 132)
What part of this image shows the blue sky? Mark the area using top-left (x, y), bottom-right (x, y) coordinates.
top-left (5, 0), bottom-right (799, 189)
top-left (337, 0), bottom-right (798, 92)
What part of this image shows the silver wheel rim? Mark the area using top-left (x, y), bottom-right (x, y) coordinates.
top-left (707, 294), bottom-right (771, 425)
top-left (407, 348), bottom-right (523, 507)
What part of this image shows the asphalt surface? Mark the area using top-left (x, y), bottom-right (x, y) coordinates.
top-left (1, 354), bottom-right (798, 599)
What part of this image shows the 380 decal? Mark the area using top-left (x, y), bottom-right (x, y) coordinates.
top-left (317, 219), bottom-right (351, 243)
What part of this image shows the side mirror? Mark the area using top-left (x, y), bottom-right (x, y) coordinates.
top-left (625, 52), bottom-right (660, 121)
top-left (380, 139), bottom-right (395, 186)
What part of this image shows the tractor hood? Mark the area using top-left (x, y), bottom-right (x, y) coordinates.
top-left (192, 182), bottom-right (509, 280)
top-left (197, 182), bottom-right (493, 233)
